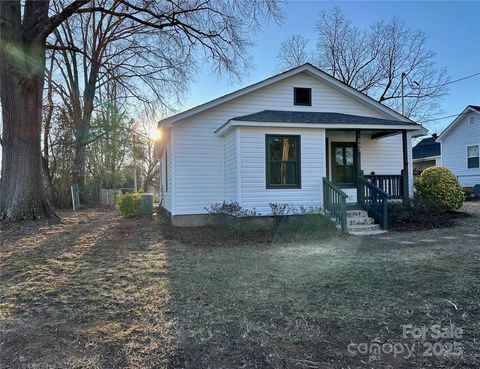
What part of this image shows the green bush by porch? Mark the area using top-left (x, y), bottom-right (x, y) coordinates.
top-left (415, 166), bottom-right (464, 211)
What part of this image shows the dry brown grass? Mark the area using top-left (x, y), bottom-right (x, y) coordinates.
top-left (1, 204), bottom-right (479, 368)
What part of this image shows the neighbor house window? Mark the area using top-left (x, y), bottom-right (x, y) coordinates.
top-left (467, 145), bottom-right (479, 168)
top-left (266, 135), bottom-right (301, 188)
top-left (470, 116), bottom-right (475, 125)
top-left (293, 87), bottom-right (311, 106)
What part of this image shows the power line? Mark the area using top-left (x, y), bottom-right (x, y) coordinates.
top-left (423, 110), bottom-right (476, 123)
top-left (412, 72), bottom-right (480, 90)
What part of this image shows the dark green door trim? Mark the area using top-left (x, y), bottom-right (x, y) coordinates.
top-left (331, 142), bottom-right (358, 187)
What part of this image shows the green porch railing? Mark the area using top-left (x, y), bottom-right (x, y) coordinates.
top-left (364, 173), bottom-right (404, 200)
top-left (358, 172), bottom-right (389, 230)
top-left (323, 177), bottom-right (348, 232)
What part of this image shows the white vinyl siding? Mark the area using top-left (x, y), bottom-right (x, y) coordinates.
top-left (170, 72), bottom-right (392, 215)
top-left (239, 127), bottom-right (326, 214)
top-left (159, 140), bottom-right (173, 213)
top-left (224, 129), bottom-right (237, 202)
top-left (440, 112), bottom-right (480, 187)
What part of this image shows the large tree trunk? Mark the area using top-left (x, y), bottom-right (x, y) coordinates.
top-left (0, 0), bottom-right (56, 220)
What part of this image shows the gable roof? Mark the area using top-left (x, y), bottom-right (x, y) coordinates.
top-left (412, 137), bottom-right (441, 159)
top-left (437, 105), bottom-right (480, 141)
top-left (158, 63), bottom-right (414, 127)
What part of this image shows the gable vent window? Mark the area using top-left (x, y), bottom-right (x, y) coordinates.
top-left (470, 116), bottom-right (475, 125)
top-left (467, 145), bottom-right (479, 169)
top-left (293, 87), bottom-right (312, 106)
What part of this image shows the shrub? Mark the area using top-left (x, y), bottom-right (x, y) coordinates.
top-left (388, 197), bottom-right (440, 227)
top-left (269, 202), bottom-right (323, 224)
top-left (205, 201), bottom-right (257, 217)
top-left (205, 201), bottom-right (258, 233)
top-left (269, 203), bottom-right (289, 224)
top-left (415, 166), bottom-right (464, 211)
top-left (388, 196), bottom-right (468, 231)
top-left (115, 192), bottom-right (147, 217)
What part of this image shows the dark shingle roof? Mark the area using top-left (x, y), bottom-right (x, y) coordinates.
top-left (231, 110), bottom-right (417, 126)
top-left (413, 137), bottom-right (441, 159)
top-left (469, 105), bottom-right (480, 112)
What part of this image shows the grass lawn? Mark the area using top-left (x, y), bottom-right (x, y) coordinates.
top-left (1, 204), bottom-right (479, 368)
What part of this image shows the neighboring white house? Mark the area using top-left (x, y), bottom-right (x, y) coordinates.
top-left (156, 64), bottom-right (424, 226)
top-left (436, 105), bottom-right (480, 188)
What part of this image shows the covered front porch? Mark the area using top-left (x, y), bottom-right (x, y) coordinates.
top-left (323, 128), bottom-right (412, 232)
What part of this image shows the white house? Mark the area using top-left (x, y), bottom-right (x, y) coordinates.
top-left (156, 64), bottom-right (424, 229)
top-left (436, 105), bottom-right (480, 188)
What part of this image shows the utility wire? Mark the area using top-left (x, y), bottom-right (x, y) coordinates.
top-left (411, 72), bottom-right (480, 90)
top-left (423, 110), bottom-right (478, 123)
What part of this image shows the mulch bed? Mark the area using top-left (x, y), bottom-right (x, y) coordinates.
top-left (390, 210), bottom-right (471, 232)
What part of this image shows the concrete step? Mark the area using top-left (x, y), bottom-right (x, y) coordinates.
top-left (347, 221), bottom-right (388, 235)
top-left (349, 229), bottom-right (388, 236)
top-left (346, 210), bottom-right (368, 217)
top-left (347, 216), bottom-right (375, 225)
top-left (347, 223), bottom-right (382, 232)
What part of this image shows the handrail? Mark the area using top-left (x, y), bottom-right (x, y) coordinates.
top-left (323, 177), bottom-right (348, 232)
top-left (358, 175), bottom-right (389, 229)
top-left (365, 173), bottom-right (404, 199)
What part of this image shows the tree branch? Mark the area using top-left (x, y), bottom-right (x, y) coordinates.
top-left (40, 0), bottom-right (92, 39)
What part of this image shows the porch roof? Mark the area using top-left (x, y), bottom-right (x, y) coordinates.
top-left (231, 110), bottom-right (418, 126)
top-left (216, 110), bottom-right (424, 136)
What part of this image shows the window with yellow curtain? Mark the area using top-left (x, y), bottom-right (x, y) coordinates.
top-left (266, 135), bottom-right (301, 188)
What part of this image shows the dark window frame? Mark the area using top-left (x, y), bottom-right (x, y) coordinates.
top-left (467, 145), bottom-right (479, 169)
top-left (293, 87), bottom-right (312, 106)
top-left (265, 134), bottom-right (301, 189)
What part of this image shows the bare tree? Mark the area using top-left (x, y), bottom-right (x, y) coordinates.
top-left (276, 8), bottom-right (448, 122)
top-left (276, 35), bottom-right (310, 72)
top-left (0, 0), bottom-right (282, 221)
top-left (48, 0), bottom-right (190, 196)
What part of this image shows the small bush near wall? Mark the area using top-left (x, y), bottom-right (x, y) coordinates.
top-left (205, 201), bottom-right (258, 217)
top-left (205, 201), bottom-right (258, 233)
top-left (115, 192), bottom-right (148, 217)
top-left (415, 166), bottom-right (464, 211)
top-left (269, 202), bottom-right (323, 224)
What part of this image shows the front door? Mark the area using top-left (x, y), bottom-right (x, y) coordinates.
top-left (331, 142), bottom-right (357, 187)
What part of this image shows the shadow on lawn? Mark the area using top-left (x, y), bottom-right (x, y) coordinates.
top-left (1, 210), bottom-right (178, 369)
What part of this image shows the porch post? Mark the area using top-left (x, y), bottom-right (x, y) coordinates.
top-left (356, 130), bottom-right (362, 201)
top-left (402, 130), bottom-right (409, 200)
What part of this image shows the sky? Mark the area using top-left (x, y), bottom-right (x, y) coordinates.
top-left (181, 0), bottom-right (480, 135)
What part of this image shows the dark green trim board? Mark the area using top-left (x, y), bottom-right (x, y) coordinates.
top-left (331, 142), bottom-right (358, 187)
top-left (265, 134), bottom-right (301, 189)
top-left (325, 137), bottom-right (330, 179)
top-left (356, 130), bottom-right (362, 201)
top-left (402, 130), bottom-right (409, 200)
